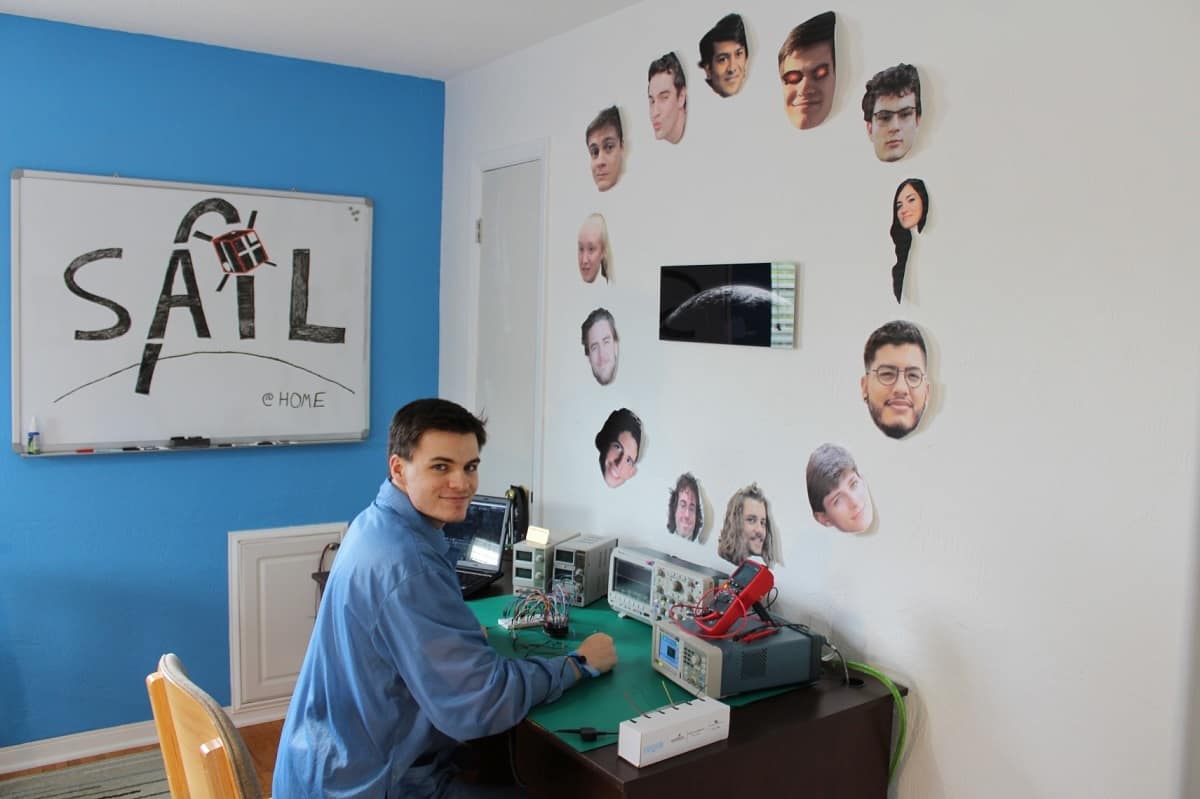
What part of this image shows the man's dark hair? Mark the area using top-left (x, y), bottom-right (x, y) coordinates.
top-left (581, 308), bottom-right (619, 355)
top-left (863, 320), bottom-right (926, 369)
top-left (594, 408), bottom-right (643, 475)
top-left (667, 472), bottom-right (703, 540)
top-left (388, 398), bottom-right (487, 461)
top-left (777, 10), bottom-right (836, 68)
top-left (806, 444), bottom-right (858, 514)
top-left (861, 63), bottom-right (921, 122)
top-left (698, 13), bottom-right (748, 73)
top-left (586, 105), bottom-right (624, 143)
top-left (648, 52), bottom-right (687, 99)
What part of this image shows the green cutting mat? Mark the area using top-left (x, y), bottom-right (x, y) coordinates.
top-left (469, 594), bottom-right (791, 753)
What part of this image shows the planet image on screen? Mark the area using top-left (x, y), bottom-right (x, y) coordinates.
top-left (662, 285), bottom-right (785, 347)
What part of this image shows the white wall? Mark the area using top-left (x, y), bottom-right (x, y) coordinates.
top-left (441, 1), bottom-right (1200, 796)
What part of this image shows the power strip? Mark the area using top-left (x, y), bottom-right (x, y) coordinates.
top-left (617, 695), bottom-right (730, 767)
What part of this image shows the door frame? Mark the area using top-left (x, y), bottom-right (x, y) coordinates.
top-left (468, 140), bottom-right (548, 524)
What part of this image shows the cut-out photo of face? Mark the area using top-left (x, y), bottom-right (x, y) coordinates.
top-left (889, 179), bottom-right (930, 302)
top-left (777, 11), bottom-right (836, 130)
top-left (862, 320), bottom-right (931, 439)
top-left (648, 52), bottom-right (687, 144)
top-left (594, 408), bottom-right (642, 488)
top-left (862, 63), bottom-right (922, 162)
top-left (580, 308), bottom-right (619, 386)
top-left (716, 483), bottom-right (777, 567)
top-left (666, 472), bottom-right (704, 542)
top-left (806, 444), bottom-right (874, 534)
top-left (577, 214), bottom-right (611, 284)
top-left (586, 106), bottom-right (625, 191)
top-left (698, 13), bottom-right (748, 97)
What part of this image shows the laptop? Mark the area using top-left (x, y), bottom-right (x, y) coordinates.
top-left (442, 494), bottom-right (509, 598)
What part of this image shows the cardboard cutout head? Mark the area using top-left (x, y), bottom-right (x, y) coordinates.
top-left (667, 472), bottom-right (704, 541)
top-left (806, 444), bottom-right (874, 533)
top-left (586, 106), bottom-right (625, 191)
top-left (580, 308), bottom-right (619, 386)
top-left (578, 213), bottom-right (611, 283)
top-left (699, 14), bottom-right (749, 97)
top-left (648, 52), bottom-right (687, 144)
top-left (862, 64), bottom-right (922, 162)
top-left (717, 483), bottom-right (777, 567)
top-left (778, 11), bottom-right (837, 130)
top-left (889, 179), bottom-right (929, 301)
top-left (594, 408), bottom-right (643, 488)
top-left (862, 321), bottom-right (930, 439)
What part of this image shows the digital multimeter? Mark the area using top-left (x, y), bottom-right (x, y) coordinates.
top-left (692, 560), bottom-right (774, 636)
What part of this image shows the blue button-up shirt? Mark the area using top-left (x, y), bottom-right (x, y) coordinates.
top-left (274, 480), bottom-right (578, 798)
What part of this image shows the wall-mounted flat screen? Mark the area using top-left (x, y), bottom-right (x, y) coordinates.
top-left (659, 262), bottom-right (795, 348)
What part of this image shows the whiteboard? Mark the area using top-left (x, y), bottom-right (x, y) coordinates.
top-left (11, 170), bottom-right (372, 454)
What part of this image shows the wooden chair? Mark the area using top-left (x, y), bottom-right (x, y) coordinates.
top-left (146, 653), bottom-right (265, 799)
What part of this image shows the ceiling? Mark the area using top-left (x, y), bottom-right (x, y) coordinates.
top-left (0, 0), bottom-right (643, 80)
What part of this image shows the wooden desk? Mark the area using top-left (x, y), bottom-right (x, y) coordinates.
top-left (510, 671), bottom-right (896, 798)
top-left (472, 572), bottom-right (900, 798)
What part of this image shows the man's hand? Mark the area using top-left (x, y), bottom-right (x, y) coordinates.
top-left (576, 633), bottom-right (617, 674)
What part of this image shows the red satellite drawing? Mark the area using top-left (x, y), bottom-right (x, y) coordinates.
top-left (194, 209), bottom-right (276, 291)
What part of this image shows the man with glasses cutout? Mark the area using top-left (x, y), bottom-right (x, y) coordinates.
top-left (862, 320), bottom-right (930, 439)
top-left (862, 63), bottom-right (922, 162)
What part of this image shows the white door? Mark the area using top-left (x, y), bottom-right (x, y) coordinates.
top-left (475, 159), bottom-right (542, 507)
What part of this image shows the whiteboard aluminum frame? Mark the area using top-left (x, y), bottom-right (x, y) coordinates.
top-left (11, 169), bottom-right (373, 455)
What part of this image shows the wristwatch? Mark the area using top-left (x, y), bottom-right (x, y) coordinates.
top-left (567, 650), bottom-right (600, 678)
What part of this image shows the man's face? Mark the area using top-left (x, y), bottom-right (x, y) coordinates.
top-left (740, 498), bottom-right (768, 556)
top-left (648, 71), bottom-right (687, 144)
top-left (861, 343), bottom-right (929, 438)
top-left (705, 40), bottom-right (747, 97)
top-left (388, 430), bottom-right (480, 527)
top-left (674, 486), bottom-right (698, 538)
top-left (815, 470), bottom-right (874, 533)
top-left (780, 42), bottom-right (835, 130)
top-left (867, 92), bottom-right (919, 162)
top-left (585, 319), bottom-right (619, 385)
top-left (578, 222), bottom-right (604, 283)
top-left (587, 125), bottom-right (624, 191)
top-left (603, 431), bottom-right (639, 488)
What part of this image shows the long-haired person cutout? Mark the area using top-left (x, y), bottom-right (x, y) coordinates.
top-left (889, 178), bottom-right (929, 302)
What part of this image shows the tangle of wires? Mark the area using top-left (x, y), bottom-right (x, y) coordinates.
top-left (501, 587), bottom-right (572, 655)
top-left (666, 581), bottom-right (764, 641)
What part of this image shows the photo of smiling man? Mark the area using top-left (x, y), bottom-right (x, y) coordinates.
top-left (807, 444), bottom-right (874, 534)
top-left (580, 308), bottom-right (619, 386)
top-left (648, 52), bottom-right (687, 144)
top-left (862, 320), bottom-right (931, 439)
top-left (862, 63), bottom-right (922, 162)
top-left (698, 13), bottom-right (748, 97)
top-left (666, 472), bottom-right (703, 542)
top-left (716, 483), bottom-right (778, 568)
top-left (594, 408), bottom-right (643, 489)
top-left (778, 11), bottom-right (836, 130)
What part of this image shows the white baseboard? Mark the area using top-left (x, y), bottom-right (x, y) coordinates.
top-left (0, 700), bottom-right (288, 776)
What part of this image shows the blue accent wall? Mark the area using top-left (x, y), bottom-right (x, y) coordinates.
top-left (0, 15), bottom-right (444, 745)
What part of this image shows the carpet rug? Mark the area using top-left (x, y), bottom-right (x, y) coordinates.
top-left (0, 750), bottom-right (168, 798)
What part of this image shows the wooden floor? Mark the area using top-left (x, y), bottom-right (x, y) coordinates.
top-left (0, 719), bottom-right (284, 793)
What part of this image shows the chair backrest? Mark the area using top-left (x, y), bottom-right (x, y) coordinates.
top-left (146, 653), bottom-right (265, 799)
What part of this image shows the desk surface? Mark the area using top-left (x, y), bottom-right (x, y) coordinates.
top-left (470, 584), bottom-right (900, 798)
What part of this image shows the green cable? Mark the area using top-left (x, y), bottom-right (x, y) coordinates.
top-left (846, 660), bottom-right (907, 782)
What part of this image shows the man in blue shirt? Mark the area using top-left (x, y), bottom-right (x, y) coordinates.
top-left (275, 398), bottom-right (617, 798)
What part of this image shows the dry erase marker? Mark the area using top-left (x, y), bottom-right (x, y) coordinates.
top-left (26, 417), bottom-right (41, 455)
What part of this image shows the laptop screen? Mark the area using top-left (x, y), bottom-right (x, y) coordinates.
top-left (443, 494), bottom-right (508, 571)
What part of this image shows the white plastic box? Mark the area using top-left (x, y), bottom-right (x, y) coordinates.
top-left (617, 695), bottom-right (730, 767)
